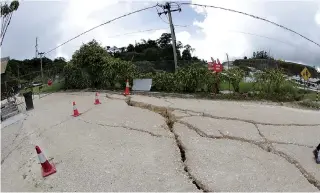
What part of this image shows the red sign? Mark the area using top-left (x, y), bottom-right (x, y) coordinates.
top-left (208, 62), bottom-right (214, 71)
top-left (48, 79), bottom-right (53, 86)
top-left (208, 58), bottom-right (223, 73)
top-left (213, 59), bottom-right (223, 73)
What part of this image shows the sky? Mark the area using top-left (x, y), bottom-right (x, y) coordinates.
top-left (1, 0), bottom-right (320, 68)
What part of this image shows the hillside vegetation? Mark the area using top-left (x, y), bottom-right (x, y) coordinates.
top-left (234, 59), bottom-right (319, 77)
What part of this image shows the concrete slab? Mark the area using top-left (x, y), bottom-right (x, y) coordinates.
top-left (173, 123), bottom-right (318, 192)
top-left (106, 93), bottom-right (127, 100)
top-left (1, 113), bottom-right (27, 129)
top-left (273, 144), bottom-right (320, 182)
top-left (131, 95), bottom-right (320, 124)
top-left (172, 110), bottom-right (202, 118)
top-left (180, 116), bottom-right (264, 141)
top-left (1, 134), bottom-right (40, 192)
top-left (22, 93), bottom-right (100, 131)
top-left (79, 100), bottom-right (173, 138)
top-left (131, 95), bottom-right (172, 107)
top-left (2, 119), bottom-right (197, 192)
top-left (172, 110), bottom-right (189, 118)
top-left (2, 92), bottom-right (320, 192)
top-left (259, 125), bottom-right (320, 147)
top-left (1, 119), bottom-right (25, 158)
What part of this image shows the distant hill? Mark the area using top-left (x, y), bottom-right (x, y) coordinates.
top-left (233, 59), bottom-right (319, 78)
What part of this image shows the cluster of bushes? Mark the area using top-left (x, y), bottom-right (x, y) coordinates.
top-left (252, 69), bottom-right (301, 101)
top-left (63, 40), bottom-right (302, 102)
top-left (64, 40), bottom-right (136, 89)
top-left (138, 65), bottom-right (219, 93)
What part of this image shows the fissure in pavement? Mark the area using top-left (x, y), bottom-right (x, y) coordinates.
top-left (125, 97), bottom-right (320, 191)
top-left (126, 98), bottom-right (209, 192)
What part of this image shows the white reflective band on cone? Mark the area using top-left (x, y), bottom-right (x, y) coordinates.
top-left (126, 82), bottom-right (129, 87)
top-left (73, 105), bottom-right (77, 110)
top-left (38, 152), bottom-right (47, 163)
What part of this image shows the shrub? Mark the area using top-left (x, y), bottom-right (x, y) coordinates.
top-left (253, 68), bottom-right (301, 101)
top-left (150, 65), bottom-right (218, 93)
top-left (152, 72), bottom-right (176, 91)
top-left (99, 58), bottom-right (137, 89)
top-left (63, 63), bottom-right (91, 89)
top-left (224, 67), bottom-right (245, 93)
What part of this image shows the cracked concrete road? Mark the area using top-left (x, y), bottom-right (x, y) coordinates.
top-left (1, 92), bottom-right (319, 192)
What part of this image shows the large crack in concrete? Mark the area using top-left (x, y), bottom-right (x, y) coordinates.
top-left (171, 107), bottom-right (320, 127)
top-left (125, 97), bottom-right (320, 191)
top-left (126, 97), bottom-right (209, 192)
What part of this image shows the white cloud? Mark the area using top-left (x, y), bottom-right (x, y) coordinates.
top-left (179, 0), bottom-right (260, 62)
top-left (315, 11), bottom-right (320, 25)
top-left (187, 0), bottom-right (320, 64)
top-left (176, 31), bottom-right (191, 44)
top-left (3, 0), bottom-right (320, 67)
top-left (51, 1), bottom-right (169, 59)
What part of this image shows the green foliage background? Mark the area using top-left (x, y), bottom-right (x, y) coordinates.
top-left (3, 32), bottom-right (316, 102)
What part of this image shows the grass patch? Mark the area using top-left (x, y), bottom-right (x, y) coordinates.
top-left (239, 82), bottom-right (254, 93)
top-left (20, 81), bottom-right (65, 95)
top-left (298, 100), bottom-right (320, 110)
top-left (302, 92), bottom-right (319, 101)
top-left (39, 82), bottom-right (65, 93)
top-left (219, 81), bottom-right (234, 91)
top-left (219, 81), bottom-right (254, 93)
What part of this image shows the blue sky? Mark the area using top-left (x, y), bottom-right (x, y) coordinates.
top-left (1, 0), bottom-right (320, 68)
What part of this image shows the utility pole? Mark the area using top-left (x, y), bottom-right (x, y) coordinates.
top-left (35, 37), bottom-right (38, 58)
top-left (17, 66), bottom-right (19, 80)
top-left (38, 52), bottom-right (44, 81)
top-left (158, 2), bottom-right (181, 73)
top-left (226, 53), bottom-right (231, 92)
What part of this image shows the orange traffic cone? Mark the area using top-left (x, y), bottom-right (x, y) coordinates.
top-left (35, 146), bottom-right (56, 177)
top-left (72, 101), bottom-right (80, 117)
top-left (123, 79), bottom-right (130, 96)
top-left (94, 92), bottom-right (101, 105)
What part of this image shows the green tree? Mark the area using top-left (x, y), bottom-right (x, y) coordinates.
top-left (252, 50), bottom-right (272, 59)
top-left (53, 57), bottom-right (67, 74)
top-left (181, 44), bottom-right (195, 60)
top-left (1, 0), bottom-right (19, 46)
top-left (157, 33), bottom-right (172, 48)
top-left (71, 40), bottom-right (110, 86)
top-left (127, 44), bottom-right (135, 52)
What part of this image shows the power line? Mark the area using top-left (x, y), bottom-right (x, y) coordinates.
top-left (156, 5), bottom-right (189, 28)
top-left (45, 26), bottom-right (190, 53)
top-left (180, 2), bottom-right (320, 48)
top-left (108, 28), bottom-right (168, 38)
top-left (44, 4), bottom-right (158, 55)
top-left (227, 29), bottom-right (296, 47)
top-left (107, 26), bottom-right (189, 39)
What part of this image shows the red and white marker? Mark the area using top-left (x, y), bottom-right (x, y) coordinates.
top-left (94, 92), bottom-right (101, 105)
top-left (72, 101), bottom-right (80, 117)
top-left (123, 79), bottom-right (130, 96)
top-left (35, 146), bottom-right (56, 177)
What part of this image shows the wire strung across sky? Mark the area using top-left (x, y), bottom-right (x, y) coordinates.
top-left (180, 2), bottom-right (320, 48)
top-left (227, 29), bottom-right (296, 47)
top-left (107, 25), bottom-right (189, 39)
top-left (44, 4), bottom-right (158, 55)
top-left (43, 2), bottom-right (319, 56)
